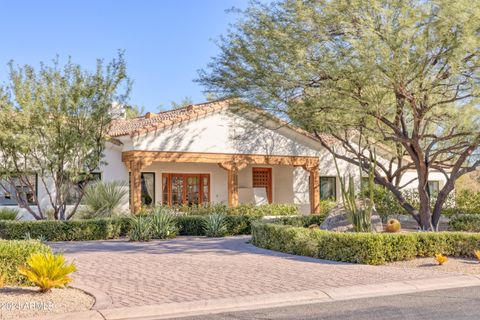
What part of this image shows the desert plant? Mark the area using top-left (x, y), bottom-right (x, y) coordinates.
top-left (81, 181), bottom-right (128, 218)
top-left (333, 148), bottom-right (376, 232)
top-left (385, 219), bottom-right (401, 233)
top-left (0, 208), bottom-right (19, 220)
top-left (434, 253), bottom-right (448, 265)
top-left (203, 214), bottom-right (228, 237)
top-left (474, 250), bottom-right (480, 262)
top-left (150, 207), bottom-right (177, 239)
top-left (128, 216), bottom-right (152, 241)
top-left (18, 252), bottom-right (76, 292)
top-left (0, 273), bottom-right (5, 288)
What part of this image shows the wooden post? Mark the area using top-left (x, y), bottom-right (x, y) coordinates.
top-left (303, 161), bottom-right (320, 214)
top-left (218, 161), bottom-right (247, 208)
top-left (227, 168), bottom-right (239, 208)
top-left (309, 166), bottom-right (320, 214)
top-left (130, 160), bottom-right (143, 214)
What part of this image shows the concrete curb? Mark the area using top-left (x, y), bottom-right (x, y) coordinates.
top-left (71, 283), bottom-right (113, 310)
top-left (29, 275), bottom-right (480, 320)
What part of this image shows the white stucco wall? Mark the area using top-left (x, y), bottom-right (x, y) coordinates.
top-left (4, 108), bottom-right (451, 219)
top-left (132, 110), bottom-right (321, 156)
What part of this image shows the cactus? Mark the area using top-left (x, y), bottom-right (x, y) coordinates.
top-left (333, 148), bottom-right (377, 232)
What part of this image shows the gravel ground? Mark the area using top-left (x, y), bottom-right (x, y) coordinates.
top-left (387, 257), bottom-right (480, 275)
top-left (0, 286), bottom-right (94, 319)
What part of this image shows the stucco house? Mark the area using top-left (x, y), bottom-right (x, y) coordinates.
top-left (0, 100), bottom-right (449, 219)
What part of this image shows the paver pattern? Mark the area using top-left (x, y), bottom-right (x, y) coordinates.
top-left (52, 236), bottom-right (457, 308)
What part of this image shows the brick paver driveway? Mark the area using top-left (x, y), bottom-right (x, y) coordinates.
top-left (52, 236), bottom-right (454, 308)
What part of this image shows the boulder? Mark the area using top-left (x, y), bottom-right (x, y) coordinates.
top-left (320, 202), bottom-right (383, 232)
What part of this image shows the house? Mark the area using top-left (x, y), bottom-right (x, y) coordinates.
top-left (0, 100), bottom-right (449, 219)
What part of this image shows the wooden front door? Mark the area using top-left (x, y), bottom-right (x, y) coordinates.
top-left (162, 173), bottom-right (210, 206)
top-left (252, 167), bottom-right (272, 203)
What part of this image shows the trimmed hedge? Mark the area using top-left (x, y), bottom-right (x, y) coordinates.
top-left (449, 215), bottom-right (480, 232)
top-left (0, 240), bottom-right (52, 285)
top-left (0, 213), bottom-right (328, 241)
top-left (175, 215), bottom-right (327, 236)
top-left (0, 218), bottom-right (130, 241)
top-left (252, 222), bottom-right (480, 265)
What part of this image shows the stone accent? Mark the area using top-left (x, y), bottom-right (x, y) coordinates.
top-left (320, 202), bottom-right (383, 232)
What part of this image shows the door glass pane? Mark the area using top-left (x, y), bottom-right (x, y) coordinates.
top-left (171, 176), bottom-right (184, 205)
top-left (187, 176), bottom-right (200, 205)
top-left (320, 177), bottom-right (336, 200)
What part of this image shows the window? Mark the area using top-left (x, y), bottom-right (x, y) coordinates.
top-left (428, 180), bottom-right (440, 194)
top-left (162, 173), bottom-right (210, 206)
top-left (0, 175), bottom-right (37, 206)
top-left (320, 176), bottom-right (336, 200)
top-left (129, 172), bottom-right (156, 206)
top-left (141, 173), bottom-right (155, 205)
top-left (66, 173), bottom-right (101, 205)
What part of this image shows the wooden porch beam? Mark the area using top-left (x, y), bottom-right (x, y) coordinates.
top-left (122, 150), bottom-right (319, 168)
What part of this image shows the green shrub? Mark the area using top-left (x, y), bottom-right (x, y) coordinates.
top-left (0, 213), bottom-right (326, 240)
top-left (228, 203), bottom-right (300, 217)
top-left (0, 217), bottom-right (130, 241)
top-left (0, 240), bottom-right (52, 286)
top-left (81, 181), bottom-right (129, 218)
top-left (150, 208), bottom-right (177, 239)
top-left (128, 216), bottom-right (152, 241)
top-left (449, 215), bottom-right (480, 232)
top-left (455, 190), bottom-right (480, 214)
top-left (252, 222), bottom-right (480, 265)
top-left (0, 208), bottom-right (20, 220)
top-left (203, 214), bottom-right (228, 237)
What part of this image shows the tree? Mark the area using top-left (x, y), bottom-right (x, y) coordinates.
top-left (199, 0), bottom-right (480, 230)
top-left (124, 104), bottom-right (145, 119)
top-left (0, 52), bottom-right (130, 220)
top-left (170, 96), bottom-right (193, 109)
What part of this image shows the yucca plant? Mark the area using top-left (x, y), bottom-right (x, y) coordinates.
top-left (17, 253), bottom-right (76, 292)
top-left (150, 207), bottom-right (177, 239)
top-left (82, 181), bottom-right (128, 218)
top-left (128, 216), bottom-right (152, 241)
top-left (0, 207), bottom-right (19, 220)
top-left (203, 214), bottom-right (228, 237)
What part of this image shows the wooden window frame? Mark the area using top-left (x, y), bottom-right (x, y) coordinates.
top-left (162, 173), bottom-right (211, 206)
top-left (252, 167), bottom-right (272, 204)
top-left (129, 172), bottom-right (156, 206)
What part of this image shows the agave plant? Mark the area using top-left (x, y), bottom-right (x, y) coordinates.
top-left (82, 181), bottom-right (128, 218)
top-left (203, 214), bottom-right (228, 237)
top-left (128, 216), bottom-right (152, 241)
top-left (150, 207), bottom-right (177, 239)
top-left (0, 207), bottom-right (19, 220)
top-left (18, 253), bottom-right (76, 292)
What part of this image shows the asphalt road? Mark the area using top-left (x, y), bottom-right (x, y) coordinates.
top-left (170, 286), bottom-right (480, 320)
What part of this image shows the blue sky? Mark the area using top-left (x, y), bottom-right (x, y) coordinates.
top-left (0, 0), bottom-right (251, 112)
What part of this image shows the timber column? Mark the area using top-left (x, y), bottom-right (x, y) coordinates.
top-left (303, 161), bottom-right (320, 214)
top-left (218, 161), bottom-right (247, 208)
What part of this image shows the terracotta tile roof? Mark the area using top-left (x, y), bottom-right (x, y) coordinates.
top-left (108, 100), bottom-right (229, 137)
top-left (108, 99), bottom-right (336, 146)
